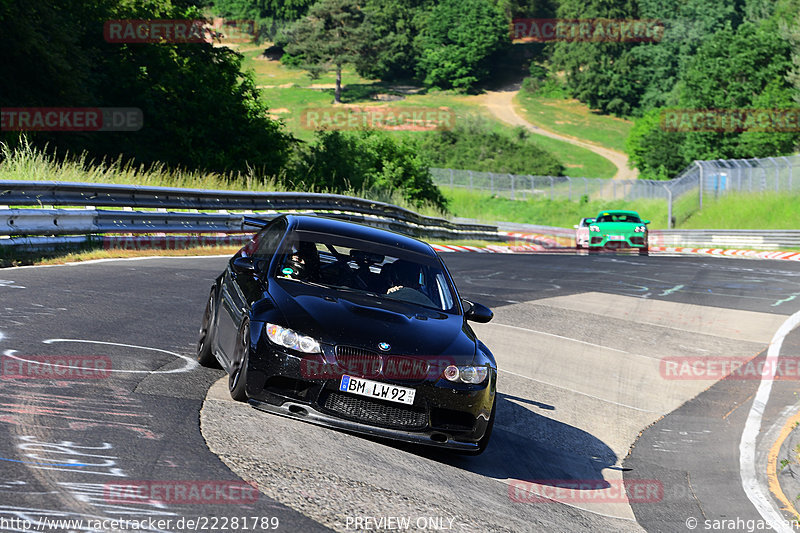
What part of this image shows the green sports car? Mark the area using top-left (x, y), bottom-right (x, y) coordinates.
top-left (586, 210), bottom-right (650, 255)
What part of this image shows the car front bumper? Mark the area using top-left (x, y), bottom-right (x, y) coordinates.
top-left (243, 338), bottom-right (495, 451)
top-left (589, 234), bottom-right (648, 248)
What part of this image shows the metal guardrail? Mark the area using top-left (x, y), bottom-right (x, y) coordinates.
top-left (649, 230), bottom-right (800, 250)
top-left (2, 182), bottom-right (796, 253)
top-left (0, 181), bottom-right (502, 243)
top-left (0, 180), bottom-right (494, 235)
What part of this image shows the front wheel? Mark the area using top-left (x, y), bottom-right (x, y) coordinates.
top-left (228, 321), bottom-right (250, 402)
top-left (639, 247), bottom-right (650, 256)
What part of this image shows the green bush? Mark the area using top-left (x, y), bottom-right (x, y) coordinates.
top-left (415, 117), bottom-right (565, 175)
top-left (288, 130), bottom-right (448, 211)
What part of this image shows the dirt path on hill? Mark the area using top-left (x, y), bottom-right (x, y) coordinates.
top-left (481, 84), bottom-right (638, 180)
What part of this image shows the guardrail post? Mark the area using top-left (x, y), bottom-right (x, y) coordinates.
top-left (449, 168), bottom-right (454, 188)
top-left (510, 174), bottom-right (515, 200)
top-left (549, 176), bottom-right (554, 200)
top-left (468, 170), bottom-right (473, 191)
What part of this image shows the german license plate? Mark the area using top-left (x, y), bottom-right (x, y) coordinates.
top-left (339, 375), bottom-right (416, 405)
top-left (608, 235), bottom-right (625, 240)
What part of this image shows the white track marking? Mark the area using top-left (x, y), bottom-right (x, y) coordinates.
top-left (491, 322), bottom-right (658, 361)
top-left (499, 368), bottom-right (660, 413)
top-left (739, 310), bottom-right (800, 532)
top-left (3, 339), bottom-right (198, 374)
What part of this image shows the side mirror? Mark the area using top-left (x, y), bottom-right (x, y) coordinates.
top-left (463, 299), bottom-right (493, 323)
top-left (643, 220), bottom-right (651, 225)
top-left (231, 256), bottom-right (256, 274)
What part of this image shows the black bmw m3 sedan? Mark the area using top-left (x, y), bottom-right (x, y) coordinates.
top-left (198, 215), bottom-right (497, 454)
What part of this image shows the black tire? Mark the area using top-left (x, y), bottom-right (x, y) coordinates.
top-left (639, 247), bottom-right (650, 256)
top-left (464, 400), bottom-right (496, 456)
top-left (197, 289), bottom-right (220, 368)
top-left (228, 321), bottom-right (250, 402)
top-left (588, 247), bottom-right (600, 255)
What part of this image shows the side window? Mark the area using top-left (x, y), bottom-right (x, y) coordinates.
top-left (253, 219), bottom-right (287, 259)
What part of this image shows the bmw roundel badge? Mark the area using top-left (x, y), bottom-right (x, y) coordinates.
top-left (378, 342), bottom-right (391, 351)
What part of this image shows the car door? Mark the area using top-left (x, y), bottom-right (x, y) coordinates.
top-left (217, 219), bottom-right (287, 365)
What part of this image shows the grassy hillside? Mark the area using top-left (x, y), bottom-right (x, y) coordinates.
top-left (242, 51), bottom-right (620, 178)
top-left (515, 92), bottom-right (633, 154)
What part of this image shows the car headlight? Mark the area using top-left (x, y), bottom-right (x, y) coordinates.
top-left (634, 226), bottom-right (647, 233)
top-left (589, 225), bottom-right (600, 232)
top-left (443, 365), bottom-right (489, 384)
top-left (266, 323), bottom-right (320, 353)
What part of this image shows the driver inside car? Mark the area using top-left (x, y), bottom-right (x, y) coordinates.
top-left (384, 259), bottom-right (436, 307)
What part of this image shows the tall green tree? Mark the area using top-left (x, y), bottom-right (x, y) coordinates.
top-left (355, 0), bottom-right (433, 81)
top-left (625, 109), bottom-right (688, 179)
top-left (284, 0), bottom-right (373, 102)
top-left (677, 20), bottom-right (797, 161)
top-left (629, 0), bottom-right (744, 112)
top-left (414, 0), bottom-right (509, 91)
top-left (785, 11), bottom-right (800, 105)
top-left (211, 0), bottom-right (317, 21)
top-left (0, 0), bottom-right (293, 176)
top-left (549, 0), bottom-right (642, 116)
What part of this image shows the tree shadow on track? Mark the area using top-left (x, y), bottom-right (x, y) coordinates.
top-left (408, 392), bottom-right (618, 490)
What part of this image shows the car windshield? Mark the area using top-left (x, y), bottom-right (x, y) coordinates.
top-left (274, 230), bottom-right (458, 313)
top-left (596, 214), bottom-right (641, 223)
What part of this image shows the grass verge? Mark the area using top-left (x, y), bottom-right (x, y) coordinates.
top-left (443, 187), bottom-right (800, 231)
top-left (514, 92), bottom-right (633, 154)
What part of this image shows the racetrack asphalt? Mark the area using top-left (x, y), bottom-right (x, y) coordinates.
top-left (0, 253), bottom-right (798, 532)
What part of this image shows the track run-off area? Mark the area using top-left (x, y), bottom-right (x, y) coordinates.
top-left (0, 252), bottom-right (799, 532)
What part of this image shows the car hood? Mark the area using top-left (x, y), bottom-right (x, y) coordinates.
top-left (266, 280), bottom-right (477, 360)
top-left (595, 222), bottom-right (644, 233)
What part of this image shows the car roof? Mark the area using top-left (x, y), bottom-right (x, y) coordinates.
top-left (595, 210), bottom-right (640, 217)
top-left (285, 215), bottom-right (435, 256)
